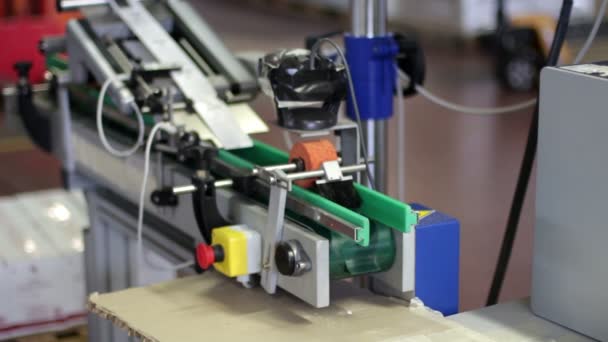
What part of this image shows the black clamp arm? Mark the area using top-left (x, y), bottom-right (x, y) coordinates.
top-left (191, 172), bottom-right (231, 244)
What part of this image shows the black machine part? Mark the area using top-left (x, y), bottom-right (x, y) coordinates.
top-left (494, 27), bottom-right (544, 91)
top-left (127, 62), bottom-right (182, 114)
top-left (315, 179), bottom-right (362, 210)
top-left (486, 0), bottom-right (544, 92)
top-left (150, 135), bottom-right (233, 244)
top-left (191, 172), bottom-right (232, 243)
top-left (13, 61), bottom-right (52, 153)
top-left (150, 187), bottom-right (179, 207)
top-left (394, 33), bottom-right (426, 97)
top-left (259, 49), bottom-right (347, 131)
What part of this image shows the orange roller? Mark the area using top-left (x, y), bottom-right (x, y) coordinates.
top-left (289, 139), bottom-right (338, 188)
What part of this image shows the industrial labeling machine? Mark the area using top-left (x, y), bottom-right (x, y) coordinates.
top-left (5, 0), bottom-right (459, 339)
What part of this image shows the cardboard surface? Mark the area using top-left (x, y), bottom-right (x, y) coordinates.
top-left (89, 272), bottom-right (493, 342)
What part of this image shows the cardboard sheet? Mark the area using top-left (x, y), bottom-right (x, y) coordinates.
top-left (89, 272), bottom-right (493, 341)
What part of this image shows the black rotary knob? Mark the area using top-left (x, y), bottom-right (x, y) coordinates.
top-left (274, 240), bottom-right (311, 277)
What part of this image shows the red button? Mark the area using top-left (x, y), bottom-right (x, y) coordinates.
top-left (196, 243), bottom-right (216, 270)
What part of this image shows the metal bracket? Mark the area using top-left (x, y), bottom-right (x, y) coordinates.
top-left (315, 161), bottom-right (360, 209)
top-left (255, 167), bottom-right (292, 191)
top-left (260, 176), bottom-right (289, 294)
top-left (316, 160), bottom-right (354, 185)
top-left (321, 160), bottom-right (342, 181)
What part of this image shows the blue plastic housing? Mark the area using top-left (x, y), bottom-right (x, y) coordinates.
top-left (344, 34), bottom-right (398, 121)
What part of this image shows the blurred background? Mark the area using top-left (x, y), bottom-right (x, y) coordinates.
top-left (0, 0), bottom-right (606, 340)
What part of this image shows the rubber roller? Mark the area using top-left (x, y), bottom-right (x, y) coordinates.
top-left (288, 139), bottom-right (338, 188)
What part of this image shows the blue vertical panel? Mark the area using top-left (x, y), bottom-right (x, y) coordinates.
top-left (411, 203), bottom-right (460, 316)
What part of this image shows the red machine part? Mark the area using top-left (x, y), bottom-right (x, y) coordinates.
top-left (196, 243), bottom-right (226, 270)
top-left (288, 139), bottom-right (338, 188)
top-left (0, 0), bottom-right (80, 84)
top-left (196, 243), bottom-right (216, 270)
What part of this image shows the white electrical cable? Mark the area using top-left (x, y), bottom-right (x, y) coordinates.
top-left (395, 65), bottom-right (406, 202)
top-left (416, 87), bottom-right (538, 114)
top-left (574, 0), bottom-right (608, 64)
top-left (96, 78), bottom-right (145, 157)
top-left (414, 84), bottom-right (537, 115)
top-left (136, 122), bottom-right (194, 282)
top-left (97, 79), bottom-right (193, 279)
top-left (398, 69), bottom-right (538, 115)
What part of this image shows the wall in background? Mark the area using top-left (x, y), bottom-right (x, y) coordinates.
top-left (285, 0), bottom-right (595, 37)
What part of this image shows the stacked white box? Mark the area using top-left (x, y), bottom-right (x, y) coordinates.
top-left (0, 189), bottom-right (88, 339)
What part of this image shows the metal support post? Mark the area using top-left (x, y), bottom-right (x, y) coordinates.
top-left (351, 0), bottom-right (388, 37)
top-left (361, 120), bottom-right (388, 192)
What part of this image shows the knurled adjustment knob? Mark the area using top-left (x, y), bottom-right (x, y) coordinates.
top-left (274, 240), bottom-right (311, 277)
top-left (196, 243), bottom-right (224, 270)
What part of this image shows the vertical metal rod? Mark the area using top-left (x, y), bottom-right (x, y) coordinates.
top-left (371, 0), bottom-right (388, 36)
top-left (351, 0), bottom-right (366, 37)
top-left (374, 120), bottom-right (388, 193)
top-left (56, 80), bottom-right (75, 174)
top-left (396, 74), bottom-right (407, 201)
top-left (361, 121), bottom-right (375, 188)
top-left (360, 120), bottom-right (387, 192)
top-left (351, 0), bottom-right (388, 37)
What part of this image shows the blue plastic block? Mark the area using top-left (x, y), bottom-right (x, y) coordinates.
top-left (411, 203), bottom-right (460, 316)
top-left (344, 35), bottom-right (398, 121)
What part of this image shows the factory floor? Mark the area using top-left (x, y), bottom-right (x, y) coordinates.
top-left (0, 0), bottom-right (602, 314)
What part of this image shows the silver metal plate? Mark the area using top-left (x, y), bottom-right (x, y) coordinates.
top-left (171, 104), bottom-right (268, 146)
top-left (215, 189), bottom-right (330, 308)
top-left (278, 225), bottom-right (329, 308)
